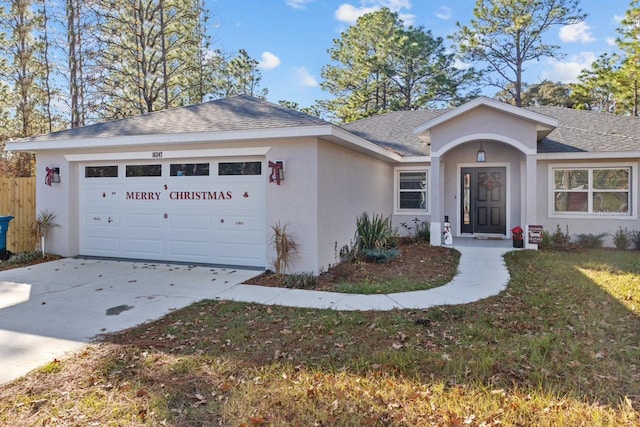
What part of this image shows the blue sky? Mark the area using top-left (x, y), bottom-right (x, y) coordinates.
top-left (209, 0), bottom-right (631, 108)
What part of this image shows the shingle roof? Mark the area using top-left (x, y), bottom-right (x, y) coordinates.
top-left (530, 106), bottom-right (640, 153)
top-left (343, 105), bottom-right (640, 156)
top-left (341, 110), bottom-right (446, 156)
top-left (14, 95), bottom-right (640, 156)
top-left (19, 95), bottom-right (329, 142)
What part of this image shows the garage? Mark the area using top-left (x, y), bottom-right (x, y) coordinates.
top-left (78, 158), bottom-right (266, 267)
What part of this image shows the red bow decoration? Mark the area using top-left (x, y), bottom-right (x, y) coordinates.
top-left (268, 161), bottom-right (283, 185)
top-left (45, 167), bottom-right (54, 187)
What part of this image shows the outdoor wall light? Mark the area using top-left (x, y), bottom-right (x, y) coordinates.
top-left (52, 167), bottom-right (61, 183)
top-left (476, 142), bottom-right (486, 163)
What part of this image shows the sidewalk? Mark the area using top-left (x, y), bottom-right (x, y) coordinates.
top-left (212, 240), bottom-right (512, 311)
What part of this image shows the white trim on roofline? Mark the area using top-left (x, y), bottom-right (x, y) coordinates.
top-left (537, 151), bottom-right (640, 160)
top-left (398, 156), bottom-right (430, 163)
top-left (64, 147), bottom-right (272, 162)
top-left (413, 97), bottom-right (558, 141)
top-left (6, 125), bottom-right (335, 151)
top-left (7, 124), bottom-right (404, 163)
top-left (327, 127), bottom-right (403, 162)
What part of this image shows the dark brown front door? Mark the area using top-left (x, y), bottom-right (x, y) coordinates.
top-left (461, 167), bottom-right (506, 234)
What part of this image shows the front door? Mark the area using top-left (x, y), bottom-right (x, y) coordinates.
top-left (461, 167), bottom-right (506, 234)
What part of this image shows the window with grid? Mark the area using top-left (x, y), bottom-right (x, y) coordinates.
top-left (553, 167), bottom-right (630, 215)
top-left (398, 170), bottom-right (428, 211)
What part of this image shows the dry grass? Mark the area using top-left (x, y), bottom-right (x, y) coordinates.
top-left (0, 249), bottom-right (639, 426)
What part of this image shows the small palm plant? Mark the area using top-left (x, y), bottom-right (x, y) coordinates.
top-left (32, 210), bottom-right (59, 258)
top-left (355, 212), bottom-right (394, 250)
top-left (271, 222), bottom-right (298, 276)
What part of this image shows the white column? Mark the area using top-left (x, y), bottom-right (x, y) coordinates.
top-left (430, 155), bottom-right (442, 246)
top-left (525, 153), bottom-right (538, 249)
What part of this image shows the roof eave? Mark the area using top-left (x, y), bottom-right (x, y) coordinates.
top-left (5, 125), bottom-right (337, 152)
top-left (537, 151), bottom-right (640, 160)
top-left (5, 124), bottom-right (403, 163)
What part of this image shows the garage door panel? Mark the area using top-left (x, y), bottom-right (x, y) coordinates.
top-left (217, 243), bottom-right (264, 266)
top-left (167, 214), bottom-right (211, 231)
top-left (124, 214), bottom-right (164, 229)
top-left (218, 215), bottom-right (263, 232)
top-left (124, 238), bottom-right (164, 257)
top-left (83, 237), bottom-right (120, 253)
top-left (168, 240), bottom-right (211, 257)
top-left (83, 213), bottom-right (119, 228)
top-left (82, 187), bottom-right (120, 203)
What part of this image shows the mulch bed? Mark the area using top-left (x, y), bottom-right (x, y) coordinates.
top-left (0, 254), bottom-right (62, 272)
top-left (245, 240), bottom-right (459, 292)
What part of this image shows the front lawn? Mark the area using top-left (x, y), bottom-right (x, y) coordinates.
top-left (0, 249), bottom-right (638, 426)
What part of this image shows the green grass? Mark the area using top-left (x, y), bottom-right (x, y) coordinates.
top-left (334, 276), bottom-right (451, 294)
top-left (0, 249), bottom-right (639, 426)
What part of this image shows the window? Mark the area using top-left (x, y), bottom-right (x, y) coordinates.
top-left (85, 166), bottom-right (118, 178)
top-left (553, 167), bottom-right (630, 215)
top-left (170, 163), bottom-right (209, 176)
top-left (126, 164), bottom-right (162, 177)
top-left (397, 169), bottom-right (428, 212)
top-left (218, 161), bottom-right (262, 176)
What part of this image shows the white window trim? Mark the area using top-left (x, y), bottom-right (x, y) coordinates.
top-left (394, 166), bottom-right (430, 215)
top-left (548, 162), bottom-right (638, 220)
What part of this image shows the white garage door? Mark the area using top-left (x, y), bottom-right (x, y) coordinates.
top-left (78, 159), bottom-right (266, 267)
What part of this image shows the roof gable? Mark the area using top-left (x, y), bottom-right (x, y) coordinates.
top-left (413, 97), bottom-right (557, 143)
top-left (13, 95), bottom-right (329, 143)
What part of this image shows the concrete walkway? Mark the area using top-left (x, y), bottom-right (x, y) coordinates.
top-left (214, 239), bottom-right (512, 310)
top-left (0, 239), bottom-right (512, 385)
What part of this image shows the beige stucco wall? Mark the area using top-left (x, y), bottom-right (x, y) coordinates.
top-left (430, 106), bottom-right (539, 154)
top-left (263, 138), bottom-right (319, 273)
top-left (537, 158), bottom-right (640, 247)
top-left (34, 151), bottom-right (78, 257)
top-left (317, 138), bottom-right (393, 272)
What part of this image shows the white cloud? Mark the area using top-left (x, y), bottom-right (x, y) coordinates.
top-left (335, 4), bottom-right (378, 24)
top-left (542, 52), bottom-right (596, 83)
top-left (258, 52), bottom-right (281, 70)
top-left (559, 22), bottom-right (595, 43)
top-left (335, 0), bottom-right (414, 25)
top-left (614, 14), bottom-right (624, 24)
top-left (435, 6), bottom-right (451, 20)
top-left (293, 66), bottom-right (319, 87)
top-left (453, 58), bottom-right (472, 70)
top-left (286, 0), bottom-right (314, 9)
top-left (607, 37), bottom-right (617, 46)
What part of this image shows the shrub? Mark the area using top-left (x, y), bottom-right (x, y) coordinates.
top-left (399, 218), bottom-right (430, 242)
top-left (361, 248), bottom-right (401, 264)
top-left (284, 272), bottom-right (317, 289)
top-left (551, 224), bottom-right (571, 250)
top-left (271, 222), bottom-right (298, 276)
top-left (613, 227), bottom-right (631, 250)
top-left (8, 251), bottom-right (41, 264)
top-left (355, 212), bottom-right (395, 251)
top-left (336, 240), bottom-right (357, 263)
top-left (538, 231), bottom-right (553, 250)
top-left (575, 233), bottom-right (607, 248)
top-left (631, 230), bottom-right (640, 250)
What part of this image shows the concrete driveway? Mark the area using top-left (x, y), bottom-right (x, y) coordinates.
top-left (0, 258), bottom-right (259, 385)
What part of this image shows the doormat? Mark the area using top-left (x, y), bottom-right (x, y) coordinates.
top-left (473, 236), bottom-right (504, 240)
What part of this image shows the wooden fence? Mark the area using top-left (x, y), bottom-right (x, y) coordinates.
top-left (0, 177), bottom-right (36, 253)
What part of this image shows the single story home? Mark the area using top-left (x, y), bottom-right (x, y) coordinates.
top-left (6, 95), bottom-right (640, 273)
